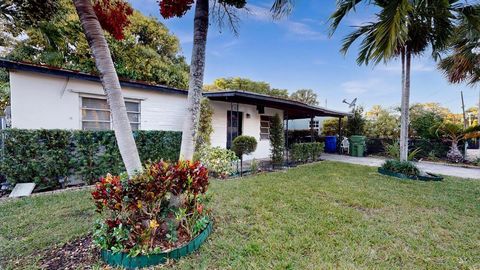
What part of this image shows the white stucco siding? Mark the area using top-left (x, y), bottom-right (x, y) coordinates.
top-left (10, 70), bottom-right (187, 131)
top-left (210, 101), bottom-right (283, 160)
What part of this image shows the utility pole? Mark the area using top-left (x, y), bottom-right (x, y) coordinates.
top-left (461, 91), bottom-right (467, 129)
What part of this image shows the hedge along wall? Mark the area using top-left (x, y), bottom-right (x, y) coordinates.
top-left (0, 129), bottom-right (181, 189)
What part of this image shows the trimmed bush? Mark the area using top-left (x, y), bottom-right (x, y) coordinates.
top-left (291, 142), bottom-right (324, 163)
top-left (269, 113), bottom-right (284, 166)
top-left (380, 160), bottom-right (420, 177)
top-left (232, 135), bottom-right (257, 176)
top-left (0, 129), bottom-right (181, 188)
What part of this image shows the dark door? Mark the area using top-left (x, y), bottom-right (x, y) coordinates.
top-left (227, 111), bottom-right (243, 149)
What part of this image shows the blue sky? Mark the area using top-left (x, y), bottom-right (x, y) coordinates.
top-left (129, 0), bottom-right (479, 113)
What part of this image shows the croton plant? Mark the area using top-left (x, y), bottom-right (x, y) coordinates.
top-left (91, 160), bottom-right (210, 256)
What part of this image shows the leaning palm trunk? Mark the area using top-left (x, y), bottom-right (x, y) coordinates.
top-left (179, 0), bottom-right (209, 160)
top-left (73, 0), bottom-right (142, 176)
top-left (399, 48), bottom-right (411, 161)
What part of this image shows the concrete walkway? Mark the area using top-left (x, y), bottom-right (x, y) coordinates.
top-left (321, 153), bottom-right (480, 180)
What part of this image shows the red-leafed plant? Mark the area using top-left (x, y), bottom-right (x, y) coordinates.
top-left (93, 0), bottom-right (133, 40)
top-left (91, 160), bottom-right (210, 256)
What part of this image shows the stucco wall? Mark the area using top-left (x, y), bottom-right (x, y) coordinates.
top-left (10, 70), bottom-right (284, 160)
top-left (210, 101), bottom-right (283, 160)
top-left (10, 71), bottom-right (187, 131)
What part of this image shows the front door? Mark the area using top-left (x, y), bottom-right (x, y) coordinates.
top-left (227, 110), bottom-right (243, 149)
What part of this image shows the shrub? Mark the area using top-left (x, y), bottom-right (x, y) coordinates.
top-left (0, 129), bottom-right (181, 187)
top-left (291, 142), bottom-right (324, 163)
top-left (270, 113), bottom-right (284, 166)
top-left (195, 146), bottom-right (238, 178)
top-left (382, 140), bottom-right (421, 161)
top-left (380, 160), bottom-right (420, 177)
top-left (195, 98), bottom-right (214, 151)
top-left (91, 160), bottom-right (210, 256)
top-left (232, 135), bottom-right (257, 176)
top-left (346, 106), bottom-right (365, 136)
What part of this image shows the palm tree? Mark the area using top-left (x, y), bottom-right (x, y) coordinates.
top-left (329, 0), bottom-right (478, 161)
top-left (160, 0), bottom-right (246, 160)
top-left (73, 0), bottom-right (142, 176)
top-left (179, 0), bottom-right (209, 160)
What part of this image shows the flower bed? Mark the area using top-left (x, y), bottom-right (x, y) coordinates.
top-left (378, 160), bottom-right (443, 181)
top-left (91, 160), bottom-right (212, 268)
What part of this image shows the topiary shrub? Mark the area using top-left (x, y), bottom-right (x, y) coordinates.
top-left (195, 98), bottom-right (214, 151)
top-left (91, 160), bottom-right (210, 257)
top-left (195, 146), bottom-right (238, 178)
top-left (269, 113), bottom-right (284, 166)
top-left (231, 135), bottom-right (257, 176)
top-left (380, 160), bottom-right (420, 177)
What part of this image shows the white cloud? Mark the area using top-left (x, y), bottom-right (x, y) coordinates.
top-left (377, 62), bottom-right (434, 73)
top-left (245, 4), bottom-right (326, 41)
top-left (341, 78), bottom-right (394, 95)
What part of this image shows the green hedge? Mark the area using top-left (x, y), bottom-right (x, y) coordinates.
top-left (291, 142), bottom-right (324, 163)
top-left (0, 129), bottom-right (181, 188)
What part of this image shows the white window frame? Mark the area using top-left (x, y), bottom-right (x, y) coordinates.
top-left (80, 95), bottom-right (141, 131)
top-left (260, 115), bottom-right (272, 140)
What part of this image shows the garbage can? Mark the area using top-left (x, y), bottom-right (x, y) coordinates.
top-left (324, 136), bottom-right (337, 153)
top-left (349, 135), bottom-right (366, 157)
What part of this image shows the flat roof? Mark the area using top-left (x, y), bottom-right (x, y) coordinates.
top-left (204, 91), bottom-right (351, 119)
top-left (0, 59), bottom-right (351, 119)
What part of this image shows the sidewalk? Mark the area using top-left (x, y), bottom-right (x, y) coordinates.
top-left (321, 153), bottom-right (480, 180)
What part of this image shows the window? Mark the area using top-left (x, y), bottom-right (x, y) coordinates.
top-left (260, 115), bottom-right (272, 140)
top-left (81, 97), bottom-right (140, 131)
top-left (309, 120), bottom-right (319, 129)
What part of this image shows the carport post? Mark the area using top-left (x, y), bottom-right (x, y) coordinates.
top-left (285, 111), bottom-right (289, 165)
top-left (338, 117), bottom-right (343, 153)
top-left (310, 116), bottom-right (315, 142)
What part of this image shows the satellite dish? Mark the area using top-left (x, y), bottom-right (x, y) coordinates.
top-left (350, 98), bottom-right (357, 108)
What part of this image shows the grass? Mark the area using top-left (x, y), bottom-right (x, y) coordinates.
top-left (1, 161), bottom-right (479, 269)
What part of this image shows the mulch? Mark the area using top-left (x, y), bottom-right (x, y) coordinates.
top-left (39, 235), bottom-right (102, 270)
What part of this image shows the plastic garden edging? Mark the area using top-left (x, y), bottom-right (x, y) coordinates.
top-left (377, 168), bottom-right (443, 181)
top-left (100, 222), bottom-right (213, 269)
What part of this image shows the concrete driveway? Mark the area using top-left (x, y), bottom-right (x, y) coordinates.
top-left (321, 153), bottom-right (480, 180)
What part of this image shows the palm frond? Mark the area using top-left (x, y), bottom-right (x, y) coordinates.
top-left (329, 0), bottom-right (364, 36)
top-left (270, 0), bottom-right (294, 19)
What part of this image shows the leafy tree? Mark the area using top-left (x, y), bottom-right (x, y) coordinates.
top-left (432, 122), bottom-right (465, 163)
top-left (290, 89), bottom-right (318, 105)
top-left (4, 0), bottom-right (189, 89)
top-left (322, 117), bottom-right (347, 136)
top-left (159, 0), bottom-right (248, 160)
top-left (365, 106), bottom-right (399, 138)
top-left (330, 0), bottom-right (480, 161)
top-left (346, 106), bottom-right (365, 136)
top-left (270, 113), bottom-right (284, 166)
top-left (204, 77), bottom-right (289, 98)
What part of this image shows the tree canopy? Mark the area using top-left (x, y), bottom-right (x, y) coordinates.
top-left (290, 89), bottom-right (318, 105)
top-left (204, 77), bottom-right (289, 98)
top-left (2, 0), bottom-right (189, 89)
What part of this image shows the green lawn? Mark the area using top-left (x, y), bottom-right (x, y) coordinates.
top-left (1, 161), bottom-right (479, 269)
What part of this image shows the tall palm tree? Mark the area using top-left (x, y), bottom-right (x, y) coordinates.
top-left (179, 0), bottom-right (209, 160)
top-left (160, 0), bottom-right (245, 160)
top-left (329, 0), bottom-right (478, 161)
top-left (73, 0), bottom-right (142, 175)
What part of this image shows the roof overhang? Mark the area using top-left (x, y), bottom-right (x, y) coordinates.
top-left (204, 91), bottom-right (351, 119)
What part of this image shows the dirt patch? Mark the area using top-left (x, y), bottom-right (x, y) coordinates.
top-left (39, 235), bottom-right (100, 270)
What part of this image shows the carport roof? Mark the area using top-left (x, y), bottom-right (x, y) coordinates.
top-left (203, 90), bottom-right (351, 119)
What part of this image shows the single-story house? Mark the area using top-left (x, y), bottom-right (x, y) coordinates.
top-left (0, 59), bottom-right (350, 160)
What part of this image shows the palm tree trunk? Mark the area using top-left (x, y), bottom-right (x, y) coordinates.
top-left (399, 47), bottom-right (411, 161)
top-left (179, 0), bottom-right (209, 160)
top-left (73, 0), bottom-right (142, 176)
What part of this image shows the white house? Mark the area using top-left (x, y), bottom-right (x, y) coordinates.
top-left (0, 59), bottom-right (350, 160)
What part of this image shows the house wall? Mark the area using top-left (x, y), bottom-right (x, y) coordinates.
top-left (10, 71), bottom-right (187, 131)
top-left (9, 70), bottom-right (283, 160)
top-left (210, 101), bottom-right (283, 160)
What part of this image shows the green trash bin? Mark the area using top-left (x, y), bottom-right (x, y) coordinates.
top-left (349, 135), bottom-right (366, 157)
